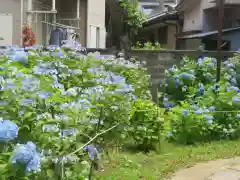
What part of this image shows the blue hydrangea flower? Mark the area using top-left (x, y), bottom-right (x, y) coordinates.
top-left (229, 69), bottom-right (237, 77)
top-left (163, 98), bottom-right (175, 108)
top-left (0, 120), bottom-right (19, 142)
top-left (11, 51), bottom-right (28, 65)
top-left (174, 78), bottom-right (181, 88)
top-left (20, 99), bottom-right (34, 106)
top-left (42, 124), bottom-right (59, 133)
top-left (208, 62), bottom-right (214, 68)
top-left (168, 67), bottom-right (178, 73)
top-left (233, 97), bottom-right (240, 104)
top-left (198, 83), bottom-right (204, 95)
top-left (231, 78), bottom-right (237, 86)
top-left (226, 86), bottom-right (239, 93)
top-left (11, 142), bottom-right (37, 164)
top-left (195, 108), bottom-right (204, 115)
top-left (60, 129), bottom-right (76, 137)
top-left (53, 81), bottom-right (64, 89)
top-left (192, 104), bottom-right (198, 110)
top-left (51, 50), bottom-right (65, 58)
top-left (181, 72), bottom-right (195, 80)
top-left (25, 152), bottom-right (41, 173)
top-left (227, 63), bottom-right (235, 69)
top-left (83, 145), bottom-right (100, 161)
top-left (204, 115), bottom-right (214, 124)
top-left (236, 114), bottom-right (240, 119)
top-left (197, 58), bottom-right (204, 66)
top-left (212, 58), bottom-right (217, 63)
top-left (11, 142), bottom-right (41, 173)
top-left (63, 88), bottom-right (78, 97)
top-left (39, 92), bottom-right (52, 99)
top-left (182, 110), bottom-right (188, 117)
top-left (208, 106), bottom-right (216, 112)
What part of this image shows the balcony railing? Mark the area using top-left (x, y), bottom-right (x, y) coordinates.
top-left (210, 0), bottom-right (240, 5)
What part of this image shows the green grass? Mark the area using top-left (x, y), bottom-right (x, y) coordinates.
top-left (93, 140), bottom-right (240, 180)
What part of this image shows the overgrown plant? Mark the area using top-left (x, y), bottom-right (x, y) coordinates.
top-left (119, 0), bottom-right (147, 36)
top-left (135, 41), bottom-right (163, 50)
top-left (129, 99), bottom-right (164, 151)
top-left (0, 45), bottom-right (161, 179)
top-left (162, 55), bottom-right (240, 144)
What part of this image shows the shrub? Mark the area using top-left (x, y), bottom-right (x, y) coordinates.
top-left (134, 41), bottom-right (164, 50)
top-left (128, 99), bottom-right (164, 151)
top-left (162, 55), bottom-right (240, 144)
top-left (0, 45), bottom-right (161, 179)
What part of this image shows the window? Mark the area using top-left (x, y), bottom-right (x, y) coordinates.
top-left (202, 39), bottom-right (230, 51)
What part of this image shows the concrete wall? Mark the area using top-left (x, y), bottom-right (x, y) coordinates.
top-left (183, 2), bottom-right (203, 32)
top-left (0, 0), bottom-right (21, 45)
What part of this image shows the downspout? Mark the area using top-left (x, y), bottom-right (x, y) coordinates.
top-left (86, 0), bottom-right (89, 47)
top-left (77, 0), bottom-right (80, 19)
top-left (52, 0), bottom-right (56, 24)
top-left (20, 0), bottom-right (24, 46)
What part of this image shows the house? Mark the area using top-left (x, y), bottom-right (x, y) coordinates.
top-left (136, 0), bottom-right (180, 49)
top-left (176, 0), bottom-right (240, 51)
top-left (0, 0), bottom-right (106, 48)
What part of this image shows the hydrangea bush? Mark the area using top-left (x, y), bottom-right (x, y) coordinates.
top-left (162, 54), bottom-right (240, 144)
top-left (0, 45), bottom-right (162, 179)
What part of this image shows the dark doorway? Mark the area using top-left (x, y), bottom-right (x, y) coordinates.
top-left (202, 39), bottom-right (230, 51)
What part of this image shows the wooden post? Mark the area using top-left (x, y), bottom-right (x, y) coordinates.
top-left (77, 0), bottom-right (80, 19)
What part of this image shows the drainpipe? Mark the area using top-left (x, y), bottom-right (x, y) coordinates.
top-left (77, 0), bottom-right (80, 19)
top-left (52, 0), bottom-right (56, 11)
top-left (52, 0), bottom-right (56, 23)
top-left (20, 0), bottom-right (24, 45)
top-left (27, 0), bottom-right (32, 26)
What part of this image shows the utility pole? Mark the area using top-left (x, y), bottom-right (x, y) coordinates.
top-left (216, 0), bottom-right (224, 82)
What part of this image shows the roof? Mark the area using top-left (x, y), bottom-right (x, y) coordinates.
top-left (178, 27), bottom-right (240, 39)
top-left (175, 0), bottom-right (185, 10)
top-left (146, 11), bottom-right (178, 22)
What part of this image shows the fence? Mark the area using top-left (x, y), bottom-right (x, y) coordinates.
top-left (87, 48), bottom-right (237, 103)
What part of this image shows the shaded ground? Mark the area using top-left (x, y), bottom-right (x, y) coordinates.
top-left (93, 140), bottom-right (240, 179)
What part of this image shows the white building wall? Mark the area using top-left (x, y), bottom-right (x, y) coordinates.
top-left (0, 0), bottom-right (22, 45)
top-left (87, 0), bottom-right (106, 48)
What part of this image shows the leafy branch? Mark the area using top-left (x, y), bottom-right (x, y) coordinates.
top-left (119, 0), bottom-right (147, 36)
top-left (67, 124), bottom-right (119, 157)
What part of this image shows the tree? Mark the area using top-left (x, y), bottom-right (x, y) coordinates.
top-left (105, 0), bottom-right (146, 57)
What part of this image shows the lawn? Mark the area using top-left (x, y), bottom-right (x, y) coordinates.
top-left (94, 140), bottom-right (240, 179)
